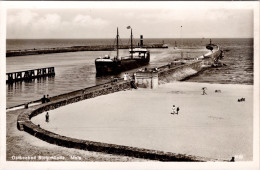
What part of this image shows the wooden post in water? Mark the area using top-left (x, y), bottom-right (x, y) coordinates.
top-left (16, 72), bottom-right (22, 81)
top-left (42, 68), bottom-right (46, 75)
top-left (7, 73), bottom-right (13, 83)
top-left (23, 71), bottom-right (29, 80)
top-left (37, 69), bottom-right (42, 77)
top-left (30, 70), bottom-right (35, 77)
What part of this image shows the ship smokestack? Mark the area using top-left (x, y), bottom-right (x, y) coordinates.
top-left (140, 35), bottom-right (143, 47)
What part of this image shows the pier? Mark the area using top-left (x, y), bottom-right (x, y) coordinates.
top-left (6, 44), bottom-right (168, 57)
top-left (6, 67), bottom-right (55, 84)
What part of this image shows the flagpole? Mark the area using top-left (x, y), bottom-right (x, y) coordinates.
top-left (180, 25), bottom-right (183, 60)
top-left (180, 25), bottom-right (183, 47)
top-left (127, 26), bottom-right (133, 59)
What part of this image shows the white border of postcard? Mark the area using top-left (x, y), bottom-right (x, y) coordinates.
top-left (0, 1), bottom-right (259, 170)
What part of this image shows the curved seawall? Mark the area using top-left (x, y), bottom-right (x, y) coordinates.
top-left (16, 46), bottom-right (225, 161)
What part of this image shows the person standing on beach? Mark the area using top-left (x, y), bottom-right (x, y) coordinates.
top-left (171, 105), bottom-right (176, 115)
top-left (202, 87), bottom-right (207, 95)
top-left (176, 107), bottom-right (180, 115)
top-left (45, 112), bottom-right (49, 122)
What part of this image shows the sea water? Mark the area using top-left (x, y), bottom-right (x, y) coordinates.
top-left (6, 38), bottom-right (253, 107)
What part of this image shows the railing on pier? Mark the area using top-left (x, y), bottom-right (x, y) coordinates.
top-left (6, 67), bottom-right (55, 84)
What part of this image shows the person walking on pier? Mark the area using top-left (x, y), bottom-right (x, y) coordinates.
top-left (127, 73), bottom-right (131, 81)
top-left (124, 73), bottom-right (127, 81)
top-left (45, 112), bottom-right (49, 122)
top-left (46, 94), bottom-right (50, 103)
top-left (41, 95), bottom-right (46, 104)
top-left (133, 73), bottom-right (137, 82)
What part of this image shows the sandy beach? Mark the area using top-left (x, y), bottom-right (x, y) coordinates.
top-left (31, 82), bottom-right (253, 161)
top-left (6, 109), bottom-right (150, 161)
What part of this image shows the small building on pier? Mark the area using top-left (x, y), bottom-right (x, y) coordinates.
top-left (134, 68), bottom-right (158, 89)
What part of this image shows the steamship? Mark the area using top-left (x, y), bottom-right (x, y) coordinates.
top-left (95, 27), bottom-right (150, 76)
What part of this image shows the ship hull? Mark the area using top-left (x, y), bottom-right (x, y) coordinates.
top-left (95, 58), bottom-right (149, 76)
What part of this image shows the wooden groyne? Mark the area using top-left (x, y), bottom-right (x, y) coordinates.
top-left (6, 67), bottom-right (55, 84)
top-left (6, 44), bottom-right (168, 57)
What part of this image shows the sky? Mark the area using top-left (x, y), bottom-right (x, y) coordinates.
top-left (6, 2), bottom-right (254, 39)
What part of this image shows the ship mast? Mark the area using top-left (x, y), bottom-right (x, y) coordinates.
top-left (130, 28), bottom-right (133, 59)
top-left (180, 25), bottom-right (183, 60)
top-left (116, 27), bottom-right (119, 59)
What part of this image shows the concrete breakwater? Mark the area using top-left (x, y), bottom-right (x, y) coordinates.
top-left (7, 44), bottom-right (167, 57)
top-left (157, 45), bottom-right (223, 83)
top-left (158, 60), bottom-right (206, 83)
top-left (16, 47), bottom-right (224, 161)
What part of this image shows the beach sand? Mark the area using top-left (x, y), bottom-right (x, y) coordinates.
top-left (6, 109), bottom-right (150, 161)
top-left (31, 82), bottom-right (253, 161)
